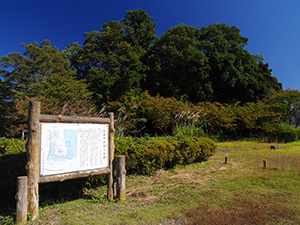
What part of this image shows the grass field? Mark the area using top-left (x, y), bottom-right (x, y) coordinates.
top-left (3, 141), bottom-right (300, 224)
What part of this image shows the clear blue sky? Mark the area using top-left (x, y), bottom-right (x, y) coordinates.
top-left (1, 0), bottom-right (299, 90)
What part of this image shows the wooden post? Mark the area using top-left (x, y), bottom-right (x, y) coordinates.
top-left (116, 156), bottom-right (126, 201)
top-left (263, 160), bottom-right (267, 169)
top-left (16, 176), bottom-right (28, 224)
top-left (107, 112), bottom-right (115, 200)
top-left (26, 101), bottom-right (40, 220)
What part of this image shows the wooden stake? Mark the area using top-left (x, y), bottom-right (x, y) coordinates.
top-left (16, 176), bottom-right (28, 224)
top-left (263, 160), bottom-right (267, 169)
top-left (26, 101), bottom-right (40, 220)
top-left (107, 112), bottom-right (115, 200)
top-left (116, 156), bottom-right (126, 201)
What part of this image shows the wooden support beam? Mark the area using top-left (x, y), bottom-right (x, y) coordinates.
top-left (107, 112), bottom-right (115, 200)
top-left (16, 176), bottom-right (28, 224)
top-left (39, 168), bottom-right (111, 183)
top-left (116, 156), bottom-right (126, 201)
top-left (26, 101), bottom-right (40, 220)
top-left (39, 114), bottom-right (110, 123)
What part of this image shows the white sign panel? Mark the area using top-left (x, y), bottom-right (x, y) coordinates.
top-left (40, 123), bottom-right (109, 176)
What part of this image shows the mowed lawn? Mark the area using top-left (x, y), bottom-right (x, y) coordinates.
top-left (27, 141), bottom-right (300, 225)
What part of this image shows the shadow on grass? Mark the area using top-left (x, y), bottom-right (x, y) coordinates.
top-left (0, 153), bottom-right (27, 217)
top-left (0, 153), bottom-right (106, 221)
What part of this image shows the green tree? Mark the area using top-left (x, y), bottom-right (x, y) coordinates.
top-left (144, 23), bottom-right (282, 103)
top-left (0, 40), bottom-right (94, 136)
top-left (0, 79), bottom-right (14, 136)
top-left (266, 89), bottom-right (300, 127)
top-left (143, 24), bottom-right (212, 102)
top-left (70, 9), bottom-right (157, 104)
top-left (0, 40), bottom-right (91, 102)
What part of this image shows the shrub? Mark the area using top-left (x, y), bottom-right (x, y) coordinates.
top-left (0, 137), bottom-right (26, 156)
top-left (267, 123), bottom-right (300, 143)
top-left (107, 91), bottom-right (202, 136)
top-left (115, 136), bottom-right (216, 175)
top-left (178, 137), bottom-right (217, 164)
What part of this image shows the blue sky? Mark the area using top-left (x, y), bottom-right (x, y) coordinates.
top-left (1, 0), bottom-right (299, 90)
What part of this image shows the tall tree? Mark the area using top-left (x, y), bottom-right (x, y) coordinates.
top-left (0, 40), bottom-right (91, 102)
top-left (143, 24), bottom-right (212, 102)
top-left (0, 40), bottom-right (93, 136)
top-left (70, 9), bottom-right (157, 104)
top-left (144, 23), bottom-right (282, 103)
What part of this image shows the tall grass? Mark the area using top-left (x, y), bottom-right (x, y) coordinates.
top-left (172, 109), bottom-right (205, 138)
top-left (172, 123), bottom-right (205, 138)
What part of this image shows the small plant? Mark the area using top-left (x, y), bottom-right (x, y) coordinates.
top-left (172, 123), bottom-right (205, 138)
top-left (0, 215), bottom-right (14, 225)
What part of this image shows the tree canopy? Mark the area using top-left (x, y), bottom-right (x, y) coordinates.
top-left (0, 40), bottom-right (93, 136)
top-left (143, 23), bottom-right (282, 103)
top-left (69, 9), bottom-right (157, 104)
top-left (0, 40), bottom-right (91, 103)
top-left (67, 10), bottom-right (281, 104)
top-left (0, 9), bottom-right (287, 137)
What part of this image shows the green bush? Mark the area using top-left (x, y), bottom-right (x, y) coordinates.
top-left (178, 136), bottom-right (216, 164)
top-left (0, 137), bottom-right (26, 156)
top-left (115, 136), bottom-right (216, 175)
top-left (267, 123), bottom-right (300, 143)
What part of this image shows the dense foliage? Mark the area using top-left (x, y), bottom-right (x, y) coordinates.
top-left (107, 90), bottom-right (300, 141)
top-left (143, 24), bottom-right (281, 103)
top-left (68, 9), bottom-right (157, 104)
top-left (0, 137), bottom-right (26, 156)
top-left (0, 40), bottom-right (95, 137)
top-left (0, 9), bottom-right (298, 142)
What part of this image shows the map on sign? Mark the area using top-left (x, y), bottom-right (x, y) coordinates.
top-left (40, 123), bottom-right (109, 176)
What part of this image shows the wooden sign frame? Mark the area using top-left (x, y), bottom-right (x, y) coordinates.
top-left (25, 101), bottom-right (115, 220)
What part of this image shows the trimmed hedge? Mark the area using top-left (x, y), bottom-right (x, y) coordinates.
top-left (115, 136), bottom-right (217, 175)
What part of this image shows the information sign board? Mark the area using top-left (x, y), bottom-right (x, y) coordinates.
top-left (40, 123), bottom-right (109, 176)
